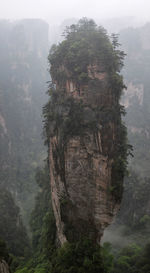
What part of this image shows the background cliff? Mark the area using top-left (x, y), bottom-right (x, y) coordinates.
top-left (120, 23), bottom-right (150, 177)
top-left (103, 23), bottom-right (150, 248)
top-left (0, 19), bottom-right (49, 223)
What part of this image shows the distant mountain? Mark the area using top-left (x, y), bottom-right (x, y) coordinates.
top-left (120, 23), bottom-right (150, 176)
top-left (0, 19), bottom-right (49, 224)
top-left (103, 23), bottom-right (150, 246)
top-left (100, 17), bottom-right (145, 33)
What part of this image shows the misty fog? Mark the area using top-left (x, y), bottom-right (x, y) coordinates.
top-left (0, 0), bottom-right (149, 26)
top-left (0, 0), bottom-right (150, 272)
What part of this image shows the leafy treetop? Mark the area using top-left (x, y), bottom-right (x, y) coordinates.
top-left (49, 18), bottom-right (125, 84)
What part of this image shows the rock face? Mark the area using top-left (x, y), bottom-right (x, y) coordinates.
top-left (45, 19), bottom-right (128, 245)
top-left (50, 132), bottom-right (120, 245)
top-left (49, 74), bottom-right (122, 245)
top-left (0, 260), bottom-right (10, 273)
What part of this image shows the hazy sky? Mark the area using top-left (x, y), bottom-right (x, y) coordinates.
top-left (0, 0), bottom-right (150, 25)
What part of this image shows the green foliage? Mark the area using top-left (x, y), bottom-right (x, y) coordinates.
top-left (50, 239), bottom-right (108, 273)
top-left (15, 165), bottom-right (56, 273)
top-left (101, 243), bottom-right (114, 272)
top-left (49, 18), bottom-right (125, 85)
top-left (111, 122), bottom-right (133, 201)
top-left (15, 260), bottom-right (52, 273)
top-left (112, 243), bottom-right (150, 273)
top-left (43, 88), bottom-right (97, 143)
top-left (116, 170), bottom-right (150, 235)
top-left (0, 238), bottom-right (10, 263)
top-left (0, 188), bottom-right (30, 258)
top-left (30, 165), bottom-right (56, 257)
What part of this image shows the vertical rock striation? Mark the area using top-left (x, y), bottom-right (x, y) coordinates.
top-left (0, 260), bottom-right (10, 273)
top-left (44, 19), bottom-right (129, 245)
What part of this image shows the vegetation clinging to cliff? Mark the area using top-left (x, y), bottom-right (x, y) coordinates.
top-left (44, 18), bottom-right (126, 140)
top-left (0, 188), bottom-right (30, 258)
top-left (49, 18), bottom-right (125, 86)
top-left (44, 18), bottom-right (130, 203)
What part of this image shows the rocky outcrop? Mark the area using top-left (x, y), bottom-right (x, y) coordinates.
top-left (0, 260), bottom-right (10, 273)
top-left (50, 131), bottom-right (120, 245)
top-left (48, 69), bottom-right (126, 245)
top-left (46, 19), bottom-right (128, 246)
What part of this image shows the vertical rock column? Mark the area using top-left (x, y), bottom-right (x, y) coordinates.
top-left (45, 19), bottom-right (128, 246)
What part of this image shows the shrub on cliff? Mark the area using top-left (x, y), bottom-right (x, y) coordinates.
top-left (50, 239), bottom-right (113, 273)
